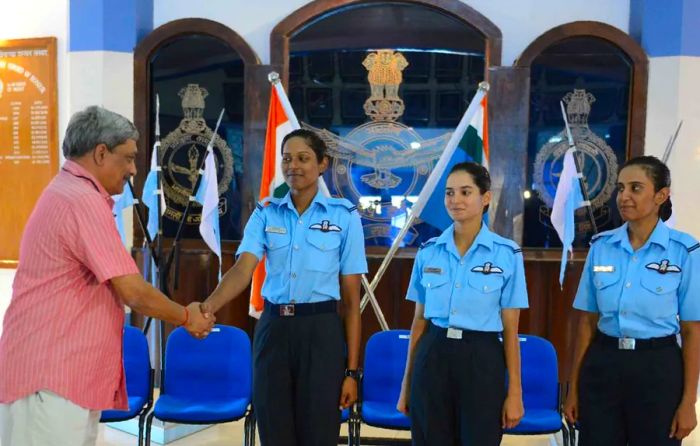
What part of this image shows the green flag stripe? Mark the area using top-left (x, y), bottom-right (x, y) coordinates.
top-left (458, 126), bottom-right (483, 164)
top-left (273, 183), bottom-right (289, 198)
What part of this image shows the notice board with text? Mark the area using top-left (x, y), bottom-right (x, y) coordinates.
top-left (0, 37), bottom-right (58, 267)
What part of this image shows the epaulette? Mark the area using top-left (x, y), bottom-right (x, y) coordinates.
top-left (327, 197), bottom-right (358, 213)
top-left (589, 228), bottom-right (616, 245)
top-left (419, 237), bottom-right (438, 249)
top-left (492, 234), bottom-right (522, 254)
top-left (669, 230), bottom-right (700, 253)
top-left (255, 196), bottom-right (280, 211)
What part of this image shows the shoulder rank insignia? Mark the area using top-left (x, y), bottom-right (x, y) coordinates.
top-left (309, 220), bottom-right (342, 232)
top-left (645, 259), bottom-right (681, 274)
top-left (471, 262), bottom-right (503, 275)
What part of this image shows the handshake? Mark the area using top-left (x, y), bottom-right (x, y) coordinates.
top-left (182, 302), bottom-right (216, 340)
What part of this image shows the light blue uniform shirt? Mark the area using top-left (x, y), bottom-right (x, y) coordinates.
top-left (573, 220), bottom-right (700, 339)
top-left (406, 224), bottom-right (529, 332)
top-left (237, 189), bottom-right (368, 304)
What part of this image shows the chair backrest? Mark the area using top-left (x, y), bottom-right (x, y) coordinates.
top-left (362, 330), bottom-right (410, 404)
top-left (163, 325), bottom-right (252, 400)
top-left (518, 335), bottom-right (559, 411)
top-left (122, 325), bottom-right (151, 399)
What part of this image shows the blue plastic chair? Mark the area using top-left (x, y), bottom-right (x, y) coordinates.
top-left (358, 329), bottom-right (412, 444)
top-left (145, 325), bottom-right (254, 446)
top-left (100, 325), bottom-right (154, 446)
top-left (504, 335), bottom-right (569, 445)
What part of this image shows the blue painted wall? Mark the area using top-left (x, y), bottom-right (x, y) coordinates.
top-left (70, 0), bottom-right (153, 52)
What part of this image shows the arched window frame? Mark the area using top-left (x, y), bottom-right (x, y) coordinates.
top-left (269, 0), bottom-right (503, 88)
top-left (515, 21), bottom-right (648, 157)
top-left (133, 18), bottom-right (260, 245)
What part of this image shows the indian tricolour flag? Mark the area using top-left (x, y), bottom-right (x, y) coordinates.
top-left (461, 96), bottom-right (489, 169)
top-left (421, 96), bottom-right (489, 230)
top-left (248, 82), bottom-right (297, 317)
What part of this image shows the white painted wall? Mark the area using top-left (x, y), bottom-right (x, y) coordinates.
top-left (154, 0), bottom-right (630, 65)
top-left (645, 56), bottom-right (700, 237)
top-left (1, 0), bottom-right (70, 318)
top-left (2, 0), bottom-right (70, 160)
top-left (0, 269), bottom-right (14, 337)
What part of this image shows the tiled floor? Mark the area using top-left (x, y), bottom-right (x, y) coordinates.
top-left (97, 408), bottom-right (700, 446)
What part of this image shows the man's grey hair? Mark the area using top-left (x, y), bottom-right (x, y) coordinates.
top-left (62, 106), bottom-right (139, 159)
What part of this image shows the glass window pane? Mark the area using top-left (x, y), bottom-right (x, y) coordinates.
top-left (523, 37), bottom-right (632, 248)
top-left (150, 34), bottom-right (244, 241)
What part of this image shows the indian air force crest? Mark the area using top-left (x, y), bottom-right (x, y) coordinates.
top-left (304, 50), bottom-right (452, 246)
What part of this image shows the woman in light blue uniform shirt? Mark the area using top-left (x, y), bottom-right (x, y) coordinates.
top-left (564, 156), bottom-right (700, 445)
top-left (396, 162), bottom-right (529, 445)
top-left (204, 129), bottom-right (367, 446)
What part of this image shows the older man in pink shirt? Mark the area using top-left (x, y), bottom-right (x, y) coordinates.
top-left (0, 106), bottom-right (214, 446)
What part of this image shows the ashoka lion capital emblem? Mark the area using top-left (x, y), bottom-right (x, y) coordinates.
top-left (161, 83), bottom-right (234, 224)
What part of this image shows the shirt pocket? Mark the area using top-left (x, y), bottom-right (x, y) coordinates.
top-left (467, 273), bottom-right (504, 297)
top-left (593, 271), bottom-right (621, 313)
top-left (420, 273), bottom-right (451, 319)
top-left (264, 232), bottom-right (291, 273)
top-left (305, 231), bottom-right (342, 273)
top-left (638, 271), bottom-right (681, 318)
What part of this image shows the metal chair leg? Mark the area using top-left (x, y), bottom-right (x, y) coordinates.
top-left (137, 412), bottom-right (146, 446)
top-left (144, 412), bottom-right (155, 446)
top-left (250, 411), bottom-right (257, 446)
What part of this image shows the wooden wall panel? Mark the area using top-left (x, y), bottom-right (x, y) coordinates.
top-left (134, 247), bottom-right (586, 381)
top-left (487, 66), bottom-right (530, 241)
top-left (0, 37), bottom-right (58, 266)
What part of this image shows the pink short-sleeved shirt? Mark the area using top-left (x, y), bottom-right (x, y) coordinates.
top-left (0, 160), bottom-right (139, 410)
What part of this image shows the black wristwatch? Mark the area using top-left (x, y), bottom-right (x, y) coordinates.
top-left (344, 368), bottom-right (360, 381)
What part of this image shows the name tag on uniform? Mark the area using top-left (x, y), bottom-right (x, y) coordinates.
top-left (593, 265), bottom-right (615, 273)
top-left (423, 267), bottom-right (442, 274)
top-left (446, 328), bottom-right (463, 339)
top-left (265, 226), bottom-right (287, 234)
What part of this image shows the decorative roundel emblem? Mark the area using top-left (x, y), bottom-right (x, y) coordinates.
top-left (534, 126), bottom-right (618, 209)
top-left (332, 121), bottom-right (429, 222)
top-left (161, 127), bottom-right (233, 208)
top-left (159, 83), bottom-right (234, 224)
top-left (534, 89), bottom-right (618, 213)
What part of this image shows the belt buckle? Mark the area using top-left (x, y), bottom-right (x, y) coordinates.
top-left (280, 304), bottom-right (295, 317)
top-left (446, 327), bottom-right (463, 340)
top-left (618, 337), bottom-right (636, 350)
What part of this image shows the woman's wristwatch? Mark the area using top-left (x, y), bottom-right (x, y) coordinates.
top-left (344, 368), bottom-right (360, 381)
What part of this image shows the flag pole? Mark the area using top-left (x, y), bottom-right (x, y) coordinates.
top-left (268, 72), bottom-right (389, 330)
top-left (142, 96), bottom-right (168, 335)
top-left (559, 101), bottom-right (597, 235)
top-left (662, 120), bottom-right (683, 163)
top-left (155, 94), bottom-right (164, 295)
top-left (125, 180), bottom-right (158, 264)
top-left (360, 82), bottom-right (490, 313)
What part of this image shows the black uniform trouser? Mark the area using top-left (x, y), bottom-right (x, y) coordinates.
top-left (410, 323), bottom-right (506, 446)
top-left (578, 332), bottom-right (683, 446)
top-left (252, 309), bottom-right (345, 446)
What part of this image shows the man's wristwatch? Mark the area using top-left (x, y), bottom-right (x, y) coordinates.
top-left (344, 369), bottom-right (360, 381)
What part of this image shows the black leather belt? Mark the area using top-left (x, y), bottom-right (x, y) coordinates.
top-left (428, 322), bottom-right (500, 341)
top-left (595, 330), bottom-right (678, 350)
top-left (264, 300), bottom-right (338, 317)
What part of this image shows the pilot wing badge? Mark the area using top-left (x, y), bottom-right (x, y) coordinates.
top-left (471, 262), bottom-right (504, 275)
top-left (309, 220), bottom-right (342, 233)
top-left (645, 259), bottom-right (681, 274)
